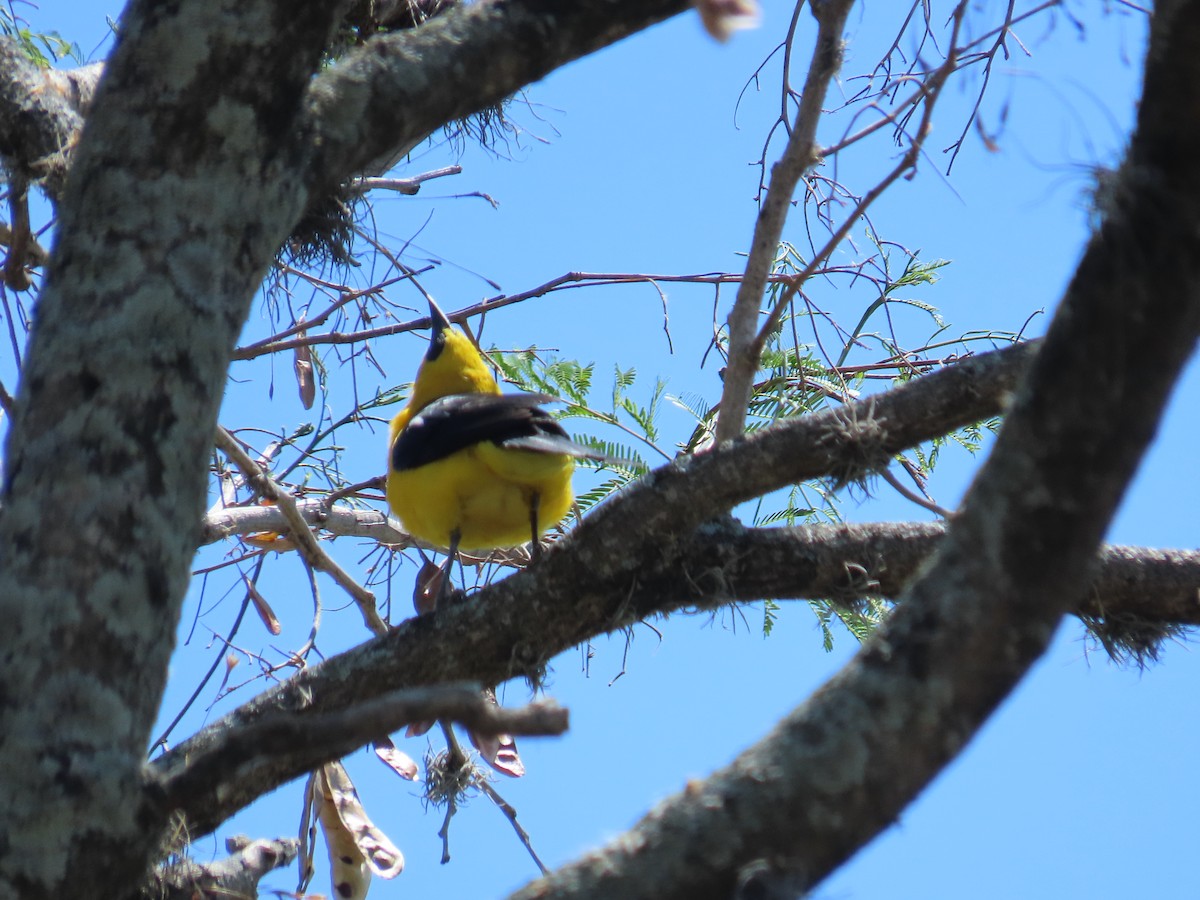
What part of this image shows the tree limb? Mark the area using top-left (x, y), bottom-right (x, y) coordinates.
top-left (204, 496), bottom-right (1200, 630)
top-left (717, 0), bottom-right (855, 442)
top-left (1, 1), bottom-right (698, 896)
top-left (146, 835), bottom-right (298, 900)
top-left (159, 685), bottom-right (566, 813)
top-left (154, 337), bottom-right (1035, 837)
top-left (509, 5), bottom-right (1200, 895)
top-left (300, 0), bottom-right (691, 197)
top-left (678, 522), bottom-right (1200, 646)
top-left (159, 509), bottom-right (1200, 838)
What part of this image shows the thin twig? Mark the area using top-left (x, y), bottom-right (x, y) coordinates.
top-left (437, 721), bottom-right (469, 865)
top-left (943, 0), bottom-right (1016, 173)
top-left (230, 271), bottom-right (814, 360)
top-left (879, 467), bottom-right (951, 518)
top-left (237, 270), bottom-right (424, 358)
top-left (717, 0), bottom-right (857, 443)
top-left (214, 426), bottom-right (388, 635)
top-left (147, 559), bottom-right (260, 757)
top-left (480, 780), bottom-right (549, 874)
top-left (753, 7), bottom-right (968, 381)
top-left (294, 557), bottom-right (323, 662)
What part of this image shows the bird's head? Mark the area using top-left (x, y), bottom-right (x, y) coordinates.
top-left (409, 298), bottom-right (500, 410)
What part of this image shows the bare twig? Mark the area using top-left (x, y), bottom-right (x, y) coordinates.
top-left (480, 780), bottom-right (549, 874)
top-left (943, 0), bottom-right (1017, 173)
top-left (214, 426), bottom-right (388, 635)
top-left (232, 270), bottom-right (823, 360)
top-left (148, 560), bottom-right (261, 757)
top-left (436, 721), bottom-right (471, 865)
top-left (754, 7), bottom-right (967, 359)
top-left (160, 684), bottom-right (566, 809)
top-left (237, 270), bottom-right (425, 358)
top-left (350, 164), bottom-right (463, 195)
top-left (717, 0), bottom-right (857, 443)
top-left (878, 467), bottom-right (951, 518)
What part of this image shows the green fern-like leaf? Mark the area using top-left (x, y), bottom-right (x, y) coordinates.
top-left (2, 13), bottom-right (80, 67)
top-left (762, 600), bottom-right (780, 637)
top-left (572, 473), bottom-right (637, 513)
top-left (811, 603), bottom-right (836, 652)
top-left (544, 359), bottom-right (594, 404)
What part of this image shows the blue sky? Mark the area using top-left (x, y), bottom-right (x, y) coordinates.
top-left (26, 3), bottom-right (1200, 898)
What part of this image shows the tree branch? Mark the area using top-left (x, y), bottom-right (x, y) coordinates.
top-left (215, 426), bottom-right (388, 636)
top-left (147, 835), bottom-right (298, 900)
top-left (204, 500), bottom-right (1200, 630)
top-left (201, 501), bottom-right (540, 571)
top-left (717, 0), bottom-right (855, 442)
top-left (159, 685), bottom-right (566, 814)
top-left (509, 5), bottom-right (1200, 895)
top-left (676, 522), bottom-right (1200, 634)
top-left (154, 337), bottom-right (1035, 837)
top-left (300, 0), bottom-right (692, 196)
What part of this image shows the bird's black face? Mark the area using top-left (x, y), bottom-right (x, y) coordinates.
top-left (425, 299), bottom-right (454, 361)
top-left (426, 326), bottom-right (447, 362)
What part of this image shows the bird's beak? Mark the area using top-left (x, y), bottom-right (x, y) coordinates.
top-left (428, 298), bottom-right (452, 335)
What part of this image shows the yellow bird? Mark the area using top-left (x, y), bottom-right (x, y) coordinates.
top-left (387, 299), bottom-right (600, 573)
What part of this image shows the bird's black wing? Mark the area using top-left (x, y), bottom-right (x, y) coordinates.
top-left (392, 393), bottom-right (603, 471)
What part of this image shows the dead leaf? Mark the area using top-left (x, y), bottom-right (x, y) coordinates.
top-left (244, 575), bottom-right (282, 635)
top-left (413, 559), bottom-right (443, 616)
top-left (695, 0), bottom-right (761, 42)
top-left (468, 689), bottom-right (525, 778)
top-left (294, 319), bottom-right (316, 410)
top-left (374, 738), bottom-right (419, 781)
top-left (316, 762), bottom-right (404, 900)
top-left (242, 498), bottom-right (299, 554)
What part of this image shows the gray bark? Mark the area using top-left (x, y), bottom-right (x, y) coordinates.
top-left (0, 0), bottom-right (340, 892)
top-left (510, 4), bottom-right (1200, 895)
top-left (154, 335), bottom-right (1034, 836)
top-left (1, 0), bottom-right (1197, 897)
top-left (0, 0), bottom-right (690, 896)
top-left (203, 502), bottom-right (1200, 629)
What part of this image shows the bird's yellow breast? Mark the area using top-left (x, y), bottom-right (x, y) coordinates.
top-left (386, 443), bottom-right (574, 551)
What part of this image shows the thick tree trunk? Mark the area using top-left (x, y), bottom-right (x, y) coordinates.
top-left (0, 0), bottom-right (689, 895)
